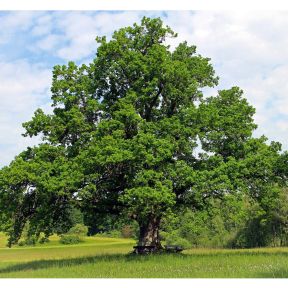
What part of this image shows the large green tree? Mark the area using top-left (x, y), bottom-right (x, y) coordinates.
top-left (0, 17), bottom-right (286, 249)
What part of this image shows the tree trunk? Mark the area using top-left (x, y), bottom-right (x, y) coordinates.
top-left (138, 216), bottom-right (162, 251)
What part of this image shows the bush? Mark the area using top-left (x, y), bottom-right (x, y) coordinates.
top-left (161, 231), bottom-right (191, 249)
top-left (39, 237), bottom-right (50, 244)
top-left (25, 236), bottom-right (37, 246)
top-left (17, 236), bottom-right (38, 246)
top-left (59, 234), bottom-right (83, 245)
top-left (59, 224), bottom-right (88, 245)
top-left (18, 240), bottom-right (25, 246)
top-left (68, 224), bottom-right (88, 236)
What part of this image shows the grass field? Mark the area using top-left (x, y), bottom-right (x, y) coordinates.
top-left (0, 232), bottom-right (288, 278)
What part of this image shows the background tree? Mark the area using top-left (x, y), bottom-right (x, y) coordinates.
top-left (0, 17), bottom-right (286, 250)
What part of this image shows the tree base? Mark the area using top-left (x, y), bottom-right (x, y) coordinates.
top-left (132, 244), bottom-right (164, 255)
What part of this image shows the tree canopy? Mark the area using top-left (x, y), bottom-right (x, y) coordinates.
top-left (0, 17), bottom-right (287, 249)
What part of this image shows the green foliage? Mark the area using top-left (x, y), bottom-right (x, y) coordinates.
top-left (39, 237), bottom-right (50, 244)
top-left (198, 87), bottom-right (257, 159)
top-left (160, 188), bottom-right (288, 249)
top-left (161, 231), bottom-right (191, 249)
top-left (17, 240), bottom-right (25, 247)
top-left (161, 195), bottom-right (250, 248)
top-left (120, 170), bottom-right (175, 223)
top-left (59, 234), bottom-right (83, 245)
top-left (16, 222), bottom-right (38, 246)
top-left (230, 188), bottom-right (288, 248)
top-left (67, 224), bottom-right (88, 237)
top-left (59, 224), bottom-right (88, 245)
top-left (17, 237), bottom-right (37, 247)
top-left (96, 221), bottom-right (139, 239)
top-left (16, 224), bottom-right (50, 246)
top-left (97, 230), bottom-right (122, 239)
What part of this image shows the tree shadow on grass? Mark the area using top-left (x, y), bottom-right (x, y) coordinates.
top-left (0, 252), bottom-right (188, 275)
top-left (0, 253), bottom-right (134, 275)
top-left (1, 250), bottom-right (288, 276)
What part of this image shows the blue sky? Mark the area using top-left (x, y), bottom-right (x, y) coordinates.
top-left (1, 11), bottom-right (288, 167)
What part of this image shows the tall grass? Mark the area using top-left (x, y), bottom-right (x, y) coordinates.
top-left (0, 233), bottom-right (287, 278)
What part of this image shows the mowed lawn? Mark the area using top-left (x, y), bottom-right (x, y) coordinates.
top-left (0, 233), bottom-right (288, 278)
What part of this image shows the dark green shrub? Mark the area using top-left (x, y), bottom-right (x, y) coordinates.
top-left (39, 237), bottom-right (50, 244)
top-left (59, 234), bottom-right (83, 245)
top-left (68, 224), bottom-right (88, 236)
top-left (161, 231), bottom-right (191, 249)
top-left (25, 236), bottom-right (37, 246)
top-left (18, 240), bottom-right (25, 246)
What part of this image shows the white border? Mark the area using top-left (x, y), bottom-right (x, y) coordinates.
top-left (1, 2), bottom-right (288, 288)
top-left (0, 279), bottom-right (288, 288)
top-left (0, 0), bottom-right (288, 10)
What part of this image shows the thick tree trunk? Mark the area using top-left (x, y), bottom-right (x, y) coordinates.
top-left (138, 216), bottom-right (162, 251)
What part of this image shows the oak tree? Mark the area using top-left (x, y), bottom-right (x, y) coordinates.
top-left (0, 17), bottom-right (286, 249)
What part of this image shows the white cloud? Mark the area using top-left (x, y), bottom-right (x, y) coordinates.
top-left (33, 11), bottom-right (160, 61)
top-left (0, 60), bottom-right (51, 166)
top-left (31, 13), bottom-right (54, 37)
top-left (35, 34), bottom-right (62, 52)
top-left (0, 11), bottom-right (38, 44)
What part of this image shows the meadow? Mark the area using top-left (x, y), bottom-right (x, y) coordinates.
top-left (0, 232), bottom-right (288, 278)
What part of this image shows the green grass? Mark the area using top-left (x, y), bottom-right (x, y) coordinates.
top-left (0, 232), bottom-right (288, 278)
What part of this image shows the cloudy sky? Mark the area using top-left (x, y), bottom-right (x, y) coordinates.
top-left (0, 10), bottom-right (288, 167)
